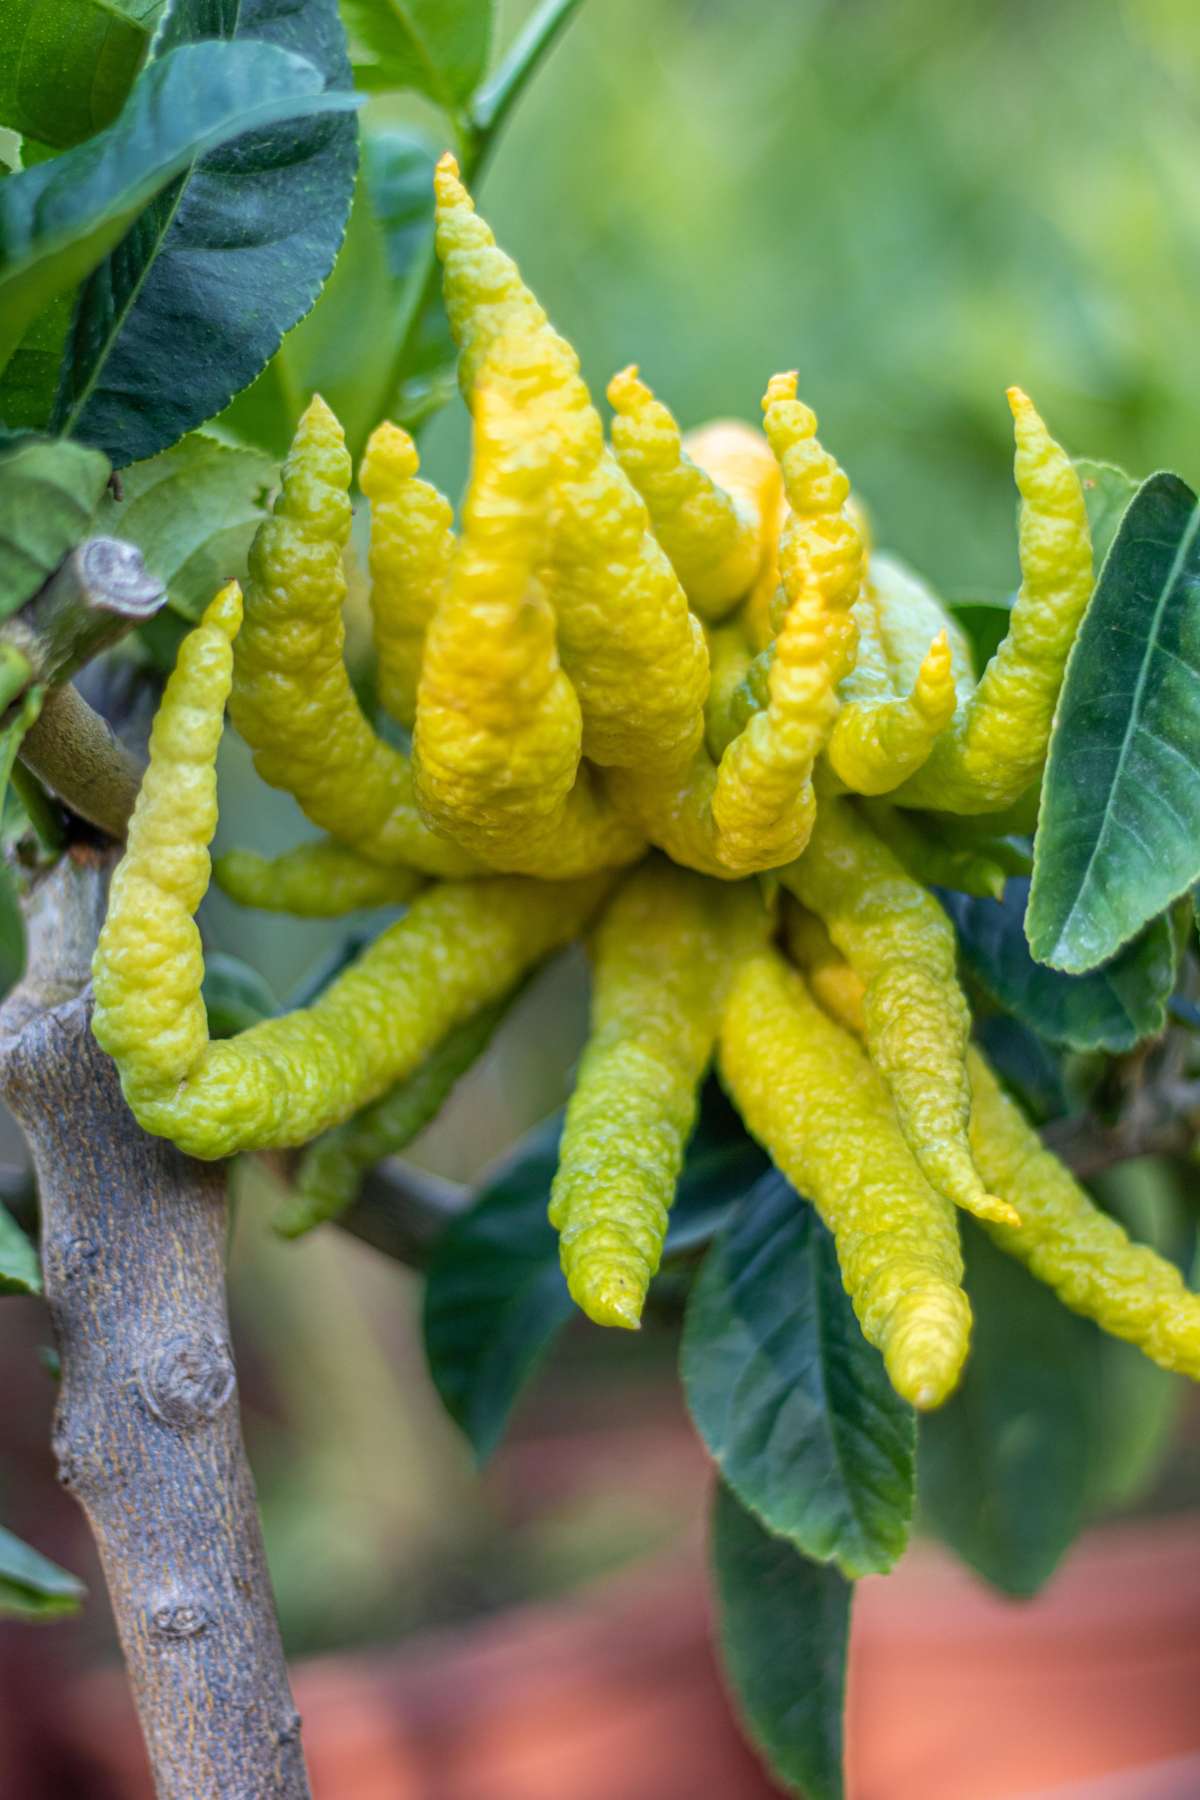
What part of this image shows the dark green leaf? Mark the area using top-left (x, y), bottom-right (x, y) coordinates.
top-left (53, 1), bottom-right (360, 466)
top-left (0, 1523), bottom-right (84, 1617)
top-left (94, 432), bottom-right (274, 621)
top-left (659, 1075), bottom-right (770, 1256)
top-left (942, 877), bottom-right (1175, 1052)
top-left (711, 1481), bottom-right (850, 1800)
top-left (0, 435), bottom-right (110, 619)
top-left (0, 1196), bottom-right (39, 1295)
top-left (367, 129), bottom-right (441, 276)
top-left (0, 40), bottom-right (354, 387)
top-left (1075, 457), bottom-right (1138, 571)
top-left (950, 596), bottom-right (1011, 671)
top-left (1027, 472), bottom-right (1200, 973)
top-left (974, 1014), bottom-right (1067, 1124)
top-left (919, 1220), bottom-right (1095, 1597)
top-left (0, 0), bottom-right (151, 149)
top-left (201, 950), bottom-right (277, 1037)
top-left (422, 1112), bottom-right (572, 1462)
top-left (684, 1173), bottom-right (914, 1578)
top-left (342, 0), bottom-right (492, 105)
top-left (423, 1093), bottom-right (765, 1461)
top-left (218, 128), bottom-right (439, 461)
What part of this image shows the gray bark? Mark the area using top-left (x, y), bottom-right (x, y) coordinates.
top-left (0, 851), bottom-right (309, 1800)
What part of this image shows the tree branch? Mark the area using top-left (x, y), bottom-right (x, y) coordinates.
top-left (18, 682), bottom-right (144, 841)
top-left (0, 851), bottom-right (309, 1800)
top-left (8, 537), bottom-right (165, 686)
top-left (1042, 1083), bottom-right (1200, 1181)
top-left (337, 1157), bottom-right (468, 1266)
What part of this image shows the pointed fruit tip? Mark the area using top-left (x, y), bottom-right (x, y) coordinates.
top-left (360, 419), bottom-right (419, 488)
top-left (204, 580), bottom-right (243, 639)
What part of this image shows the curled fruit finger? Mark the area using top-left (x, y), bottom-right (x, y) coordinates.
top-left (550, 859), bottom-right (766, 1327)
top-left (93, 586), bottom-right (614, 1159)
top-left (719, 946), bottom-right (972, 1409)
top-left (782, 793), bottom-right (1018, 1229)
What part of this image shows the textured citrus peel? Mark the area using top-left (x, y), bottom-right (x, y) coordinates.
top-left (214, 839), bottom-right (425, 917)
top-left (433, 152), bottom-right (710, 776)
top-left (607, 364), bottom-right (770, 621)
top-left (91, 151), bottom-right (1187, 1425)
top-left (229, 394), bottom-right (479, 878)
top-left (892, 387), bottom-right (1094, 813)
top-left (360, 418), bottom-right (454, 730)
top-left (412, 347), bottom-right (643, 878)
top-left (550, 859), bottom-right (767, 1328)
top-left (782, 794), bottom-right (1020, 1230)
top-left (709, 373), bottom-right (862, 868)
top-left (827, 626), bottom-right (957, 795)
top-left (719, 947), bottom-right (972, 1409)
top-left (278, 994), bottom-right (516, 1238)
top-left (787, 913), bottom-right (1200, 1380)
top-left (93, 585), bottom-right (613, 1160)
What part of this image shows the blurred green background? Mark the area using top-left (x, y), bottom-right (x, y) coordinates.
top-left (9, 0), bottom-right (1200, 1708)
top-left (417, 0), bottom-right (1200, 600)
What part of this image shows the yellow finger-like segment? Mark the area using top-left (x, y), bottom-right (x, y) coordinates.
top-left (763, 371), bottom-right (863, 682)
top-left (547, 452), bottom-right (710, 768)
top-left (781, 917), bottom-right (1200, 1382)
top-left (360, 420), bottom-right (454, 729)
top-left (550, 861), bottom-right (765, 1327)
top-left (782, 899), bottom-right (868, 1035)
top-left (709, 375), bottom-right (863, 866)
top-left (826, 629), bottom-right (957, 794)
top-left (967, 1051), bottom-right (1200, 1379)
top-left (783, 795), bottom-right (1018, 1229)
top-left (432, 154), bottom-right (556, 397)
top-left (433, 154), bottom-right (708, 773)
top-left (215, 839), bottom-right (425, 917)
top-left (893, 390), bottom-right (1093, 812)
top-left (709, 577), bottom-right (826, 866)
top-left (94, 582), bottom-right (244, 1094)
top-left (94, 601), bottom-right (613, 1159)
top-left (606, 754), bottom-right (726, 878)
top-left (786, 919), bottom-right (1200, 1378)
top-left (719, 949), bottom-right (971, 1409)
top-left (413, 374), bottom-right (644, 878)
top-left (230, 396), bottom-right (478, 877)
top-left (607, 367), bottom-right (768, 620)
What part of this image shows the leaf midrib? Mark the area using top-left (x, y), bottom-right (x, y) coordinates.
top-left (376, 0), bottom-right (458, 111)
top-left (56, 173), bottom-right (189, 433)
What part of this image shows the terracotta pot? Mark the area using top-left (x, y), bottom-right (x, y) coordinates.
top-left (50, 1513), bottom-right (1200, 1799)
